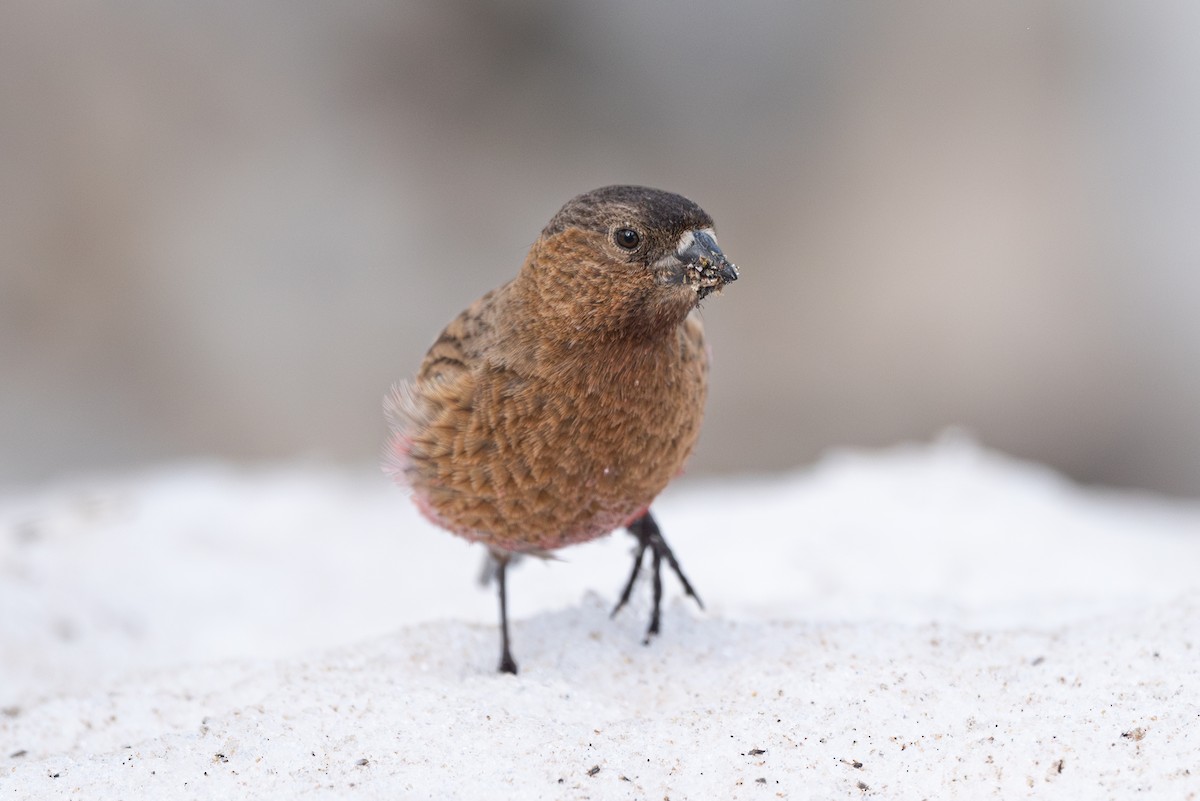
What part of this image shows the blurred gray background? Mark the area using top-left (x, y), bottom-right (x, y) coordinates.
top-left (2, 1), bottom-right (1199, 496)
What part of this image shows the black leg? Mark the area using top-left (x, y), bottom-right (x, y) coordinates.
top-left (493, 550), bottom-right (518, 675)
top-left (647, 542), bottom-right (663, 641)
top-left (610, 536), bottom-right (649, 617)
top-left (611, 511), bottom-right (703, 643)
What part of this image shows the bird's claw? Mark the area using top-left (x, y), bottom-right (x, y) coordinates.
top-left (611, 511), bottom-right (703, 642)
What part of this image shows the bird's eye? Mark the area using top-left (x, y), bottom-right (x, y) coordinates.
top-left (614, 228), bottom-right (641, 250)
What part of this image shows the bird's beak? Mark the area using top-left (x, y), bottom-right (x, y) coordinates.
top-left (677, 229), bottom-right (739, 297)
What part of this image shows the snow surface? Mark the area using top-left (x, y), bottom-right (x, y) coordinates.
top-left (2, 437), bottom-right (1199, 799)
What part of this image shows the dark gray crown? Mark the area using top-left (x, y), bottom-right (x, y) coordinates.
top-left (542, 185), bottom-right (713, 239)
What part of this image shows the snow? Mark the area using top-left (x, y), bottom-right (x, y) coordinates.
top-left (2, 437), bottom-right (1199, 799)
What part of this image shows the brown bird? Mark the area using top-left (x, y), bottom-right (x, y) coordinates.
top-left (383, 185), bottom-right (738, 673)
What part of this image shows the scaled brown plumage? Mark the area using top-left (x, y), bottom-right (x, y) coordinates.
top-left (384, 185), bottom-right (738, 673)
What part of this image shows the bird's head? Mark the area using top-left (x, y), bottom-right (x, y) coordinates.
top-left (529, 185), bottom-right (739, 335)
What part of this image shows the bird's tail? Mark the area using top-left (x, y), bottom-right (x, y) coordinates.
top-left (381, 378), bottom-right (430, 488)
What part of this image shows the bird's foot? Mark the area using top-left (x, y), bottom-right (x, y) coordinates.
top-left (610, 511), bottom-right (703, 644)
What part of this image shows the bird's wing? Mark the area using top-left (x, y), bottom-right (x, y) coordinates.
top-left (382, 288), bottom-right (502, 487)
top-left (417, 286), bottom-right (503, 381)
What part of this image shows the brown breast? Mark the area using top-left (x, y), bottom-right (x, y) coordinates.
top-left (409, 316), bottom-right (709, 553)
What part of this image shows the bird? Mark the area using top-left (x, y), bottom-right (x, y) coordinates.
top-left (383, 185), bottom-right (738, 674)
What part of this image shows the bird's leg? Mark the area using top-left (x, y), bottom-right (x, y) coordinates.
top-left (611, 511), bottom-right (704, 643)
top-left (610, 535), bottom-right (649, 618)
top-left (491, 550), bottom-right (518, 675)
top-left (648, 541), bottom-right (663, 640)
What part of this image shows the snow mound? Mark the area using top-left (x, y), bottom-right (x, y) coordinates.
top-left (2, 438), bottom-right (1199, 798)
